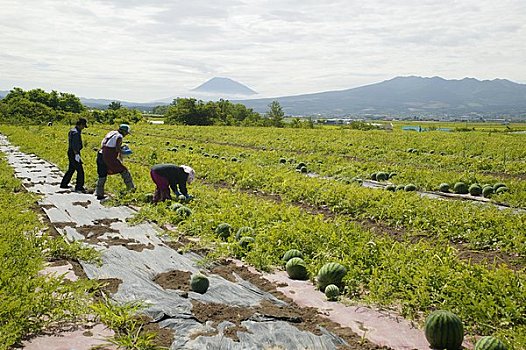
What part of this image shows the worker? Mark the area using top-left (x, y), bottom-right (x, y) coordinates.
top-left (60, 118), bottom-right (88, 192)
top-left (95, 124), bottom-right (135, 200)
top-left (150, 164), bottom-right (195, 203)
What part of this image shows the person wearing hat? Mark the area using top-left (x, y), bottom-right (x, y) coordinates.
top-left (60, 118), bottom-right (88, 192)
top-left (95, 124), bottom-right (135, 200)
top-left (150, 164), bottom-right (195, 203)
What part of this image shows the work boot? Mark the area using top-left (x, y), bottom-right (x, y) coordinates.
top-left (95, 176), bottom-right (107, 199)
top-left (120, 170), bottom-right (135, 191)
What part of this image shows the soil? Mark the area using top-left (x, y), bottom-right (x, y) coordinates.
top-left (153, 270), bottom-right (192, 292)
top-left (158, 261), bottom-right (387, 349)
top-left (97, 278), bottom-right (123, 295)
top-left (77, 224), bottom-right (119, 245)
top-left (72, 200), bottom-right (91, 208)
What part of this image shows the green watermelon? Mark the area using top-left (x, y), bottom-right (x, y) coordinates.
top-left (495, 186), bottom-right (509, 194)
top-left (215, 223), bottom-right (232, 240)
top-left (235, 226), bottom-right (255, 240)
top-left (424, 310), bottom-right (464, 350)
top-left (175, 206), bottom-right (192, 218)
top-left (190, 274), bottom-right (209, 294)
top-left (370, 172), bottom-right (378, 181)
top-left (482, 186), bottom-right (494, 198)
top-left (385, 184), bottom-right (396, 192)
top-left (469, 184), bottom-right (482, 196)
top-left (404, 184), bottom-right (417, 191)
top-left (171, 202), bottom-right (184, 211)
top-left (285, 257), bottom-right (309, 280)
top-left (376, 172), bottom-right (389, 181)
top-left (395, 184), bottom-right (405, 191)
top-left (317, 262), bottom-right (347, 291)
top-left (453, 182), bottom-right (469, 194)
top-left (439, 183), bottom-right (450, 192)
top-left (239, 236), bottom-right (255, 249)
top-left (493, 183), bottom-right (507, 190)
top-left (282, 249), bottom-right (303, 262)
top-left (474, 336), bottom-right (507, 350)
top-left (279, 158), bottom-right (287, 164)
top-left (324, 284), bottom-right (340, 301)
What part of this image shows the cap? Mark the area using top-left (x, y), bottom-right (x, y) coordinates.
top-left (119, 124), bottom-right (131, 134)
top-left (77, 118), bottom-right (88, 127)
top-left (181, 165), bottom-right (195, 184)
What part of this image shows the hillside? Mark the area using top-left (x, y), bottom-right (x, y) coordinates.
top-left (237, 76), bottom-right (526, 118)
top-left (192, 77), bottom-right (257, 95)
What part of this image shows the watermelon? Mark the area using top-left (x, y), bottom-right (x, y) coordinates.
top-left (317, 262), bottom-right (347, 291)
top-left (474, 336), bottom-right (507, 350)
top-left (215, 223), bottom-right (232, 240)
top-left (370, 172), bottom-right (377, 181)
top-left (385, 184), bottom-right (396, 192)
top-left (190, 274), bottom-right (209, 294)
top-left (325, 284), bottom-right (340, 301)
top-left (239, 236), bottom-right (255, 249)
top-left (404, 184), bottom-right (417, 191)
top-left (493, 183), bottom-right (507, 190)
top-left (424, 310), bottom-right (464, 350)
top-left (495, 186), bottom-right (509, 194)
top-left (282, 249), bottom-right (303, 262)
top-left (395, 184), bottom-right (405, 191)
top-left (376, 172), bottom-right (389, 181)
top-left (439, 183), bottom-right (450, 192)
top-left (482, 186), bottom-right (494, 198)
top-left (279, 158), bottom-right (287, 164)
top-left (235, 226), bottom-right (255, 240)
top-left (453, 182), bottom-right (469, 194)
top-left (171, 202), bottom-right (184, 211)
top-left (469, 184), bottom-right (482, 196)
top-left (286, 257), bottom-right (309, 280)
top-left (175, 206), bottom-right (192, 218)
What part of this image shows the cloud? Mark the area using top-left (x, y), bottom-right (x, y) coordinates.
top-left (0, 0), bottom-right (525, 101)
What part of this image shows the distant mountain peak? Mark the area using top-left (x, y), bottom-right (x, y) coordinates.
top-left (192, 77), bottom-right (257, 95)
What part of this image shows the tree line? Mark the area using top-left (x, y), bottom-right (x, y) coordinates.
top-left (0, 88), bottom-right (314, 128)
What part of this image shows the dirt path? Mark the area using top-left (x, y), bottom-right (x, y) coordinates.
top-left (0, 134), bottom-right (437, 350)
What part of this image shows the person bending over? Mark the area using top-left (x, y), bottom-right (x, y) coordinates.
top-left (150, 164), bottom-right (195, 203)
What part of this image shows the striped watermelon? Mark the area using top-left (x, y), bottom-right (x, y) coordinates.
top-left (190, 274), bottom-right (209, 294)
top-left (285, 257), bottom-right (309, 280)
top-left (282, 249), bottom-right (303, 262)
top-left (317, 262), bottom-right (347, 291)
top-left (424, 310), bottom-right (464, 350)
top-left (324, 284), bottom-right (340, 301)
top-left (475, 336), bottom-right (507, 350)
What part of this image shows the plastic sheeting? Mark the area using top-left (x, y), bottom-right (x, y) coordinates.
top-left (0, 135), bottom-right (351, 350)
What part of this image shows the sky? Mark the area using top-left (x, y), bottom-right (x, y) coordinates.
top-left (1, 0), bottom-right (525, 102)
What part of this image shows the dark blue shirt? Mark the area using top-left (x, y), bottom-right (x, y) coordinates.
top-left (68, 126), bottom-right (83, 154)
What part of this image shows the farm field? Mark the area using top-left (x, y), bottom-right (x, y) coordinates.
top-left (1, 123), bottom-right (525, 348)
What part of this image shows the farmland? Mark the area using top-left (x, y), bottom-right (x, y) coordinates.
top-left (0, 122), bottom-right (525, 348)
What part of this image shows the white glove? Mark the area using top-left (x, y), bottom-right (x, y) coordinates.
top-left (74, 154), bottom-right (81, 163)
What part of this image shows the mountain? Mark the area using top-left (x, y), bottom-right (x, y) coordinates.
top-left (192, 77), bottom-right (257, 95)
top-left (236, 76), bottom-right (526, 118)
top-left (79, 97), bottom-right (161, 110)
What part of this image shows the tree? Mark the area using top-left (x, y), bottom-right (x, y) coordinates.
top-left (265, 101), bottom-right (285, 127)
top-left (108, 101), bottom-right (122, 110)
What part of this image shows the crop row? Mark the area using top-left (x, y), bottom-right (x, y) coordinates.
top-left (1, 124), bottom-right (525, 347)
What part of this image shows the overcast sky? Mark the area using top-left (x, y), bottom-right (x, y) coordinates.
top-left (1, 0), bottom-right (525, 101)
